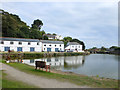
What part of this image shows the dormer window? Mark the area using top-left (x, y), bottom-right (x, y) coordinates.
top-left (10, 41), bottom-right (14, 44)
top-left (49, 45), bottom-right (51, 46)
top-left (28, 42), bottom-right (31, 45)
top-left (37, 42), bottom-right (39, 45)
top-left (0, 41), bottom-right (4, 44)
top-left (18, 42), bottom-right (22, 45)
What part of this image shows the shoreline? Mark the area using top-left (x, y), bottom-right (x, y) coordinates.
top-left (1, 52), bottom-right (90, 59)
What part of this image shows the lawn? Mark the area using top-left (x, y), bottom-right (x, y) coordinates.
top-left (3, 60), bottom-right (118, 88)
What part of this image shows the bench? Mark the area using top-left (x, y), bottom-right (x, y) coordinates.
top-left (35, 61), bottom-right (50, 72)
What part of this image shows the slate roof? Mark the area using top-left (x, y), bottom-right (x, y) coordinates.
top-left (43, 34), bottom-right (56, 39)
top-left (0, 37), bottom-right (39, 42)
top-left (40, 40), bottom-right (64, 44)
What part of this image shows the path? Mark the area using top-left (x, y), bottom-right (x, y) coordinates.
top-left (2, 63), bottom-right (88, 88)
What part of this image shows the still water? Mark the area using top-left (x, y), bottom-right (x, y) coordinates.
top-left (11, 54), bottom-right (119, 79)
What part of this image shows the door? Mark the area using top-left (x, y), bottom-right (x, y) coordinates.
top-left (55, 48), bottom-right (59, 52)
top-left (17, 47), bottom-right (22, 52)
top-left (47, 48), bottom-right (51, 52)
top-left (30, 47), bottom-right (35, 52)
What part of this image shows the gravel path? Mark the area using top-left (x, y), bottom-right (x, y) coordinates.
top-left (2, 63), bottom-right (89, 88)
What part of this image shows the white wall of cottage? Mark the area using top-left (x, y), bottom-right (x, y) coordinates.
top-left (0, 40), bottom-right (42, 52)
top-left (42, 43), bottom-right (64, 52)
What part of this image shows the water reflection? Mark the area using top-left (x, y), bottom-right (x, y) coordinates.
top-left (64, 56), bottom-right (85, 69)
top-left (9, 56), bottom-right (85, 70)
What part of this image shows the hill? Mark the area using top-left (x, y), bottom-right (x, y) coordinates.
top-left (1, 9), bottom-right (47, 39)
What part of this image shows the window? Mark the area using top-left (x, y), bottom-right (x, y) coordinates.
top-left (44, 45), bottom-right (46, 46)
top-left (37, 42), bottom-right (39, 45)
top-left (47, 58), bottom-right (51, 62)
top-left (55, 58), bottom-right (58, 61)
top-left (17, 47), bottom-right (22, 52)
top-left (72, 46), bottom-right (74, 48)
top-left (30, 47), bottom-right (35, 52)
top-left (55, 45), bottom-right (56, 47)
top-left (0, 41), bottom-right (4, 44)
top-left (18, 42), bottom-right (22, 45)
top-left (49, 45), bottom-right (51, 46)
top-left (30, 59), bottom-right (34, 63)
top-left (44, 48), bottom-right (45, 50)
top-left (60, 45), bottom-right (61, 47)
top-left (4, 47), bottom-right (10, 51)
top-left (79, 46), bottom-right (80, 48)
top-left (28, 42), bottom-right (31, 45)
top-left (10, 41), bottom-right (14, 44)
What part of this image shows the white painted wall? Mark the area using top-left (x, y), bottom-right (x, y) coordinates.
top-left (65, 45), bottom-right (84, 52)
top-left (42, 43), bottom-right (64, 52)
top-left (55, 35), bottom-right (63, 40)
top-left (0, 40), bottom-right (42, 52)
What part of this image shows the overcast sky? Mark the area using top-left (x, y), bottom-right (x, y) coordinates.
top-left (1, 1), bottom-right (118, 49)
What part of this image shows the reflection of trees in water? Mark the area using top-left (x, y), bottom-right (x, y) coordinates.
top-left (64, 56), bottom-right (85, 69)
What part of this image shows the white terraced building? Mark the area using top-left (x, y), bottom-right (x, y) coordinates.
top-left (0, 37), bottom-right (42, 52)
top-left (40, 40), bottom-right (64, 52)
top-left (65, 42), bottom-right (84, 52)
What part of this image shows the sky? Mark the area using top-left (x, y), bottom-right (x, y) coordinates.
top-left (1, 0), bottom-right (118, 49)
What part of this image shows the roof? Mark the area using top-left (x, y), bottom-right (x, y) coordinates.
top-left (0, 37), bottom-right (40, 42)
top-left (68, 42), bottom-right (81, 45)
top-left (43, 34), bottom-right (56, 38)
top-left (40, 40), bottom-right (64, 44)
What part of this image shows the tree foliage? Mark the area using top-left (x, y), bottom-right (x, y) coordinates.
top-left (1, 10), bottom-right (47, 39)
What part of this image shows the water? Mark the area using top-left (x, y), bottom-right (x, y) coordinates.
top-left (10, 54), bottom-right (119, 79)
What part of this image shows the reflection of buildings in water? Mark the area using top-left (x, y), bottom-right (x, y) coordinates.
top-left (17, 57), bottom-right (64, 68)
top-left (64, 56), bottom-right (85, 69)
top-left (8, 56), bottom-right (85, 70)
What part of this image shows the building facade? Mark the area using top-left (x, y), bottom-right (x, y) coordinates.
top-left (40, 40), bottom-right (64, 52)
top-left (43, 34), bottom-right (63, 40)
top-left (0, 37), bottom-right (42, 52)
top-left (65, 42), bottom-right (84, 52)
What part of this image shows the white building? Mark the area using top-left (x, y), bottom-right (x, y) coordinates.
top-left (55, 35), bottom-right (63, 40)
top-left (0, 37), bottom-right (42, 52)
top-left (65, 42), bottom-right (84, 52)
top-left (40, 40), bottom-right (64, 52)
top-left (43, 34), bottom-right (63, 40)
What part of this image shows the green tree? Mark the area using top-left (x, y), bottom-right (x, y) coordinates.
top-left (63, 37), bottom-right (72, 42)
top-left (53, 33), bottom-right (56, 35)
top-left (101, 46), bottom-right (107, 51)
top-left (43, 36), bottom-right (48, 40)
top-left (31, 19), bottom-right (43, 30)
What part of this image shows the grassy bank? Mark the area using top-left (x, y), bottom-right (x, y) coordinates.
top-left (1, 71), bottom-right (37, 88)
top-left (1, 52), bottom-right (89, 59)
top-left (3, 60), bottom-right (118, 88)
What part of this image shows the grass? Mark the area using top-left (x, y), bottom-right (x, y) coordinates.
top-left (0, 60), bottom-right (2, 63)
top-left (2, 60), bottom-right (118, 88)
top-left (1, 71), bottom-right (37, 88)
